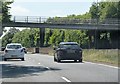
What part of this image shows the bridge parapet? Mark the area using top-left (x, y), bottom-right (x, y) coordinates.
top-left (11, 16), bottom-right (119, 25)
top-left (11, 16), bottom-right (48, 23)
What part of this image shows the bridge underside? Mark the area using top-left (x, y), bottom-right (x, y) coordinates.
top-left (2, 22), bottom-right (119, 30)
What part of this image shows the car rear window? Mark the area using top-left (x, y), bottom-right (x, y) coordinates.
top-left (7, 45), bottom-right (22, 49)
top-left (60, 44), bottom-right (80, 49)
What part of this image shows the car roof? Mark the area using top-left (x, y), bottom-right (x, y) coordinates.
top-left (7, 43), bottom-right (22, 45)
top-left (59, 42), bottom-right (78, 45)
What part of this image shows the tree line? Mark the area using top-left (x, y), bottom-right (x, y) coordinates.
top-left (2, 1), bottom-right (120, 49)
top-left (0, 0), bottom-right (13, 30)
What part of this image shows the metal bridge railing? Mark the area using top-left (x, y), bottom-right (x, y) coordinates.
top-left (11, 16), bottom-right (119, 25)
top-left (11, 16), bottom-right (48, 23)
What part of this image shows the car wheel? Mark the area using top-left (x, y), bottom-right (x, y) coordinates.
top-left (57, 59), bottom-right (61, 62)
top-left (57, 57), bottom-right (61, 62)
top-left (4, 58), bottom-right (7, 61)
top-left (21, 58), bottom-right (24, 61)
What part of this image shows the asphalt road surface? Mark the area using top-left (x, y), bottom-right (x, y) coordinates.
top-left (0, 54), bottom-right (118, 82)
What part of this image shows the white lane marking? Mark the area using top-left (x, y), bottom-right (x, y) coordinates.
top-left (61, 77), bottom-right (71, 82)
top-left (38, 63), bottom-right (41, 64)
top-left (0, 62), bottom-right (13, 64)
top-left (85, 61), bottom-right (118, 69)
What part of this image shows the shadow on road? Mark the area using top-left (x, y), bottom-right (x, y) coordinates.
top-left (2, 64), bottom-right (61, 78)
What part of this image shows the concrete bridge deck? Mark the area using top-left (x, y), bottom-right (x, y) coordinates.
top-left (3, 22), bottom-right (119, 30)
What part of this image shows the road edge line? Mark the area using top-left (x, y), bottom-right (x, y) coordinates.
top-left (84, 61), bottom-right (118, 69)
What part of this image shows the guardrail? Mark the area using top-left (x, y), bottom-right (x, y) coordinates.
top-left (11, 16), bottom-right (48, 23)
top-left (11, 16), bottom-right (119, 25)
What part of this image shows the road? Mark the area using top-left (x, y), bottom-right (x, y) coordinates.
top-left (0, 53), bottom-right (118, 83)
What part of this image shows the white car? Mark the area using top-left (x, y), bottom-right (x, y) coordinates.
top-left (4, 43), bottom-right (25, 61)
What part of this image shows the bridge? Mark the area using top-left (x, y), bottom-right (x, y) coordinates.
top-left (2, 16), bottom-right (119, 30)
top-left (2, 16), bottom-right (119, 47)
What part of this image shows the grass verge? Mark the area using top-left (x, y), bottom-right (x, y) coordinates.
top-left (83, 49), bottom-right (119, 67)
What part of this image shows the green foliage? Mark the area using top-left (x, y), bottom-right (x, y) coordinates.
top-left (47, 29), bottom-right (89, 47)
top-left (12, 29), bottom-right (40, 48)
top-left (89, 2), bottom-right (119, 20)
top-left (0, 0), bottom-right (13, 36)
top-left (89, 2), bottom-right (99, 19)
top-left (1, 0), bottom-right (13, 22)
top-left (2, 28), bottom-right (20, 47)
top-left (49, 29), bottom-right (64, 46)
top-left (64, 30), bottom-right (89, 46)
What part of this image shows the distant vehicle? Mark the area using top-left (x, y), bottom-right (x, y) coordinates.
top-left (23, 47), bottom-right (27, 53)
top-left (4, 43), bottom-right (25, 61)
top-left (54, 42), bottom-right (82, 62)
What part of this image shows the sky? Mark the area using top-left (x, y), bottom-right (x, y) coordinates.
top-left (4, 0), bottom-right (99, 34)
top-left (9, 0), bottom-right (97, 17)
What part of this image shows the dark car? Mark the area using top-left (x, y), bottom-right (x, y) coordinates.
top-left (54, 42), bottom-right (82, 62)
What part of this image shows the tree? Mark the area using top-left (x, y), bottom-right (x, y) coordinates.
top-left (2, 28), bottom-right (20, 47)
top-left (1, 0), bottom-right (13, 22)
top-left (89, 2), bottom-right (99, 19)
top-left (0, 0), bottom-right (13, 36)
top-left (49, 29), bottom-right (64, 46)
top-left (64, 30), bottom-right (89, 48)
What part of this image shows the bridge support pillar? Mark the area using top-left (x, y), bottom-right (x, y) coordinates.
top-left (40, 27), bottom-right (45, 47)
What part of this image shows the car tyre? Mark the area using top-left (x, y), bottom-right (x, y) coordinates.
top-left (54, 57), bottom-right (57, 62)
top-left (57, 57), bottom-right (61, 62)
top-left (4, 58), bottom-right (7, 61)
top-left (21, 58), bottom-right (25, 61)
top-left (57, 59), bottom-right (61, 62)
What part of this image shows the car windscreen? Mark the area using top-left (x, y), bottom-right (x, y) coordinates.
top-left (7, 45), bottom-right (22, 49)
top-left (60, 44), bottom-right (80, 49)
